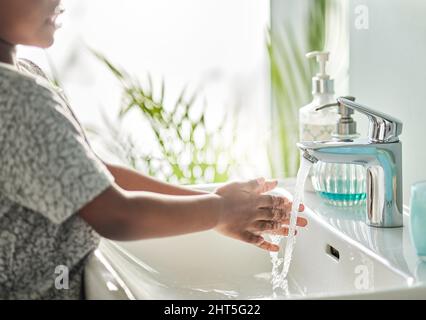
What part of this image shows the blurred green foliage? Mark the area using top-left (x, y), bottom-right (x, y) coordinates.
top-left (92, 51), bottom-right (238, 185)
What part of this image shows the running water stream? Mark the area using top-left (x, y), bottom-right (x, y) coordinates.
top-left (269, 157), bottom-right (312, 294)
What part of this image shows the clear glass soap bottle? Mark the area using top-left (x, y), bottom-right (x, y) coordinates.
top-left (299, 51), bottom-right (338, 192)
top-left (311, 97), bottom-right (367, 206)
top-left (299, 51), bottom-right (337, 144)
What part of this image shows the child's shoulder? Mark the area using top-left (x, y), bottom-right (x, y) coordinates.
top-left (18, 58), bottom-right (50, 81)
top-left (0, 59), bottom-right (55, 102)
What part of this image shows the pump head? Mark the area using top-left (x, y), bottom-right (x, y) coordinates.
top-left (306, 51), bottom-right (334, 95)
top-left (306, 51), bottom-right (330, 79)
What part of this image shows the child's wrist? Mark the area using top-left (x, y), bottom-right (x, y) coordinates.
top-left (209, 193), bottom-right (223, 230)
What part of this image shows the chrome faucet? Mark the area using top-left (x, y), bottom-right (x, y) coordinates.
top-left (297, 97), bottom-right (403, 228)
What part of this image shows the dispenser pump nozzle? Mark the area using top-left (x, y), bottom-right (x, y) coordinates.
top-left (306, 51), bottom-right (330, 79)
top-left (306, 51), bottom-right (333, 94)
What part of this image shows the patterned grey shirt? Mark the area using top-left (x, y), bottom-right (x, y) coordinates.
top-left (0, 59), bottom-right (115, 299)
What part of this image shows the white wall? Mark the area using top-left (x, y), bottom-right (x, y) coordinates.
top-left (349, 0), bottom-right (426, 205)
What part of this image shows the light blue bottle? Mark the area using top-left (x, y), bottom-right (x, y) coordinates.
top-left (410, 181), bottom-right (426, 260)
top-left (311, 97), bottom-right (367, 206)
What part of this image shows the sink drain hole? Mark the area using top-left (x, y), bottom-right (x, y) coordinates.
top-left (326, 244), bottom-right (340, 261)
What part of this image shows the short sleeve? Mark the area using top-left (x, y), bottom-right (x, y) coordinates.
top-left (0, 82), bottom-right (115, 224)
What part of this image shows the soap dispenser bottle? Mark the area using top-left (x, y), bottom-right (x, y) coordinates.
top-left (310, 97), bottom-right (367, 206)
top-left (299, 51), bottom-right (337, 191)
top-left (299, 51), bottom-right (337, 142)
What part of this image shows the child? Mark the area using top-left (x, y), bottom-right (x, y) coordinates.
top-left (0, 0), bottom-right (307, 299)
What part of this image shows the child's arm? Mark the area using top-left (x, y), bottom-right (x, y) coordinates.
top-left (78, 178), bottom-right (306, 252)
top-left (104, 162), bottom-right (209, 195)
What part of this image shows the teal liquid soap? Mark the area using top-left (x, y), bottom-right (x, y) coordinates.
top-left (317, 191), bottom-right (366, 202)
top-left (311, 162), bottom-right (366, 207)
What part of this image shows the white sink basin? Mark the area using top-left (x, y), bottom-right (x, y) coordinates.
top-left (84, 181), bottom-right (426, 299)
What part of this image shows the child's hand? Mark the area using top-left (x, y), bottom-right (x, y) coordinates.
top-left (213, 178), bottom-right (306, 252)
